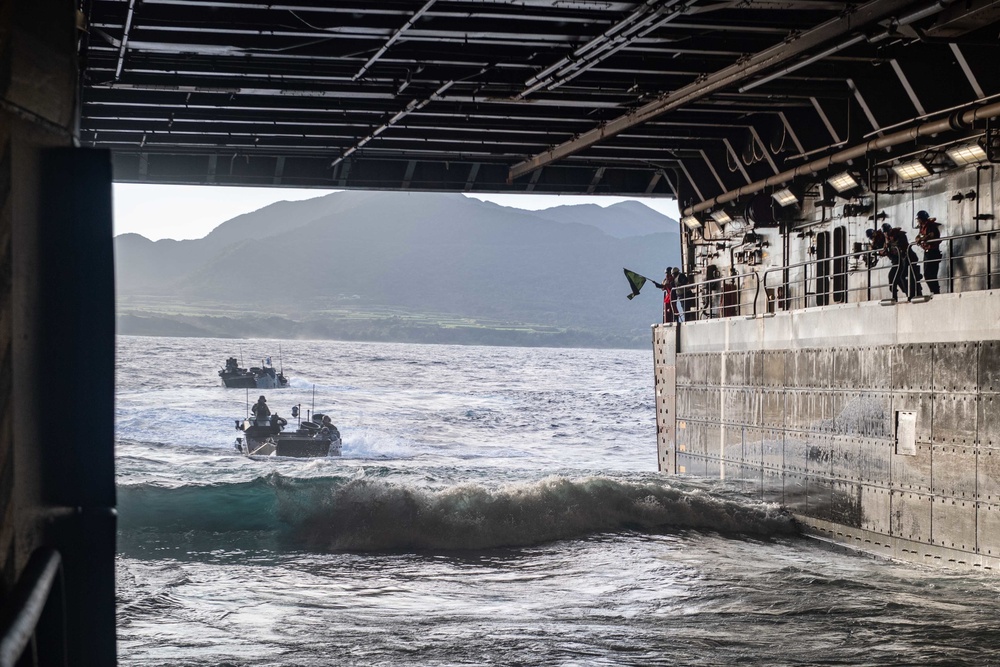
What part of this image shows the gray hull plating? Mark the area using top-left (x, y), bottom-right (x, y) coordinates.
top-left (654, 289), bottom-right (1000, 570)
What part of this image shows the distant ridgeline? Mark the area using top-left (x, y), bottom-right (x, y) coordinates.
top-left (114, 191), bottom-right (680, 348)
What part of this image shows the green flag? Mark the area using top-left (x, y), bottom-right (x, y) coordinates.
top-left (624, 268), bottom-right (649, 300)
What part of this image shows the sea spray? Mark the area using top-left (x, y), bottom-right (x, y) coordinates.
top-left (117, 473), bottom-right (798, 556)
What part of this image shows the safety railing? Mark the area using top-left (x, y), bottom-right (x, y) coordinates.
top-left (0, 548), bottom-right (67, 667)
top-left (667, 269), bottom-right (760, 322)
top-left (675, 229), bottom-right (999, 322)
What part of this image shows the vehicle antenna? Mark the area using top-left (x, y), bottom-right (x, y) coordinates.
top-left (312, 383), bottom-right (316, 414)
top-left (245, 387), bottom-right (250, 419)
top-left (239, 344), bottom-right (244, 368)
top-left (279, 344), bottom-right (283, 375)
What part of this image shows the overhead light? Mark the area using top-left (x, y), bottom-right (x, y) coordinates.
top-left (771, 188), bottom-right (798, 207)
top-left (892, 160), bottom-right (931, 182)
top-left (826, 172), bottom-right (860, 193)
top-left (681, 215), bottom-right (702, 230)
top-left (710, 209), bottom-right (732, 225)
top-left (946, 142), bottom-right (987, 165)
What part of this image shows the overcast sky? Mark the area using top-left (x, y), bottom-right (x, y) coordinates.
top-left (112, 183), bottom-right (681, 241)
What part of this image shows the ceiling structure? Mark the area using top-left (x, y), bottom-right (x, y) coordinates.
top-left (79, 0), bottom-right (1000, 211)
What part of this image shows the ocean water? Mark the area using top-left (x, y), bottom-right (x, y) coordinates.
top-left (116, 336), bottom-right (1000, 666)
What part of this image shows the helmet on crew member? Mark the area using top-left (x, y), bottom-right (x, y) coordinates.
top-left (881, 223), bottom-right (893, 234)
top-left (916, 210), bottom-right (930, 221)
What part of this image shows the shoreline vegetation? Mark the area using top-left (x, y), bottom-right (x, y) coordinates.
top-left (116, 300), bottom-right (653, 349)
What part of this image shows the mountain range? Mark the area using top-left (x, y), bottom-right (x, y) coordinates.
top-left (115, 191), bottom-right (681, 348)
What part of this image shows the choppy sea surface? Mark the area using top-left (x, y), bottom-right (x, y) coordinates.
top-left (116, 336), bottom-right (1000, 666)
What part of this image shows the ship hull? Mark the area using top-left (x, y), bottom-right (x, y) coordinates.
top-left (654, 289), bottom-right (1000, 570)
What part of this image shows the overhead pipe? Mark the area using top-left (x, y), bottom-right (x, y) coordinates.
top-left (739, 0), bottom-right (959, 94)
top-left (682, 100), bottom-right (1000, 216)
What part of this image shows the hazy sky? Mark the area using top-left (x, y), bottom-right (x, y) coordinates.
top-left (112, 183), bottom-right (681, 241)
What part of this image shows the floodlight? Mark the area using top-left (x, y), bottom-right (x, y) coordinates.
top-left (771, 188), bottom-right (798, 207)
top-left (710, 209), bottom-right (732, 225)
top-left (681, 215), bottom-right (702, 230)
top-left (946, 143), bottom-right (987, 166)
top-left (892, 160), bottom-right (931, 182)
top-left (826, 172), bottom-right (860, 193)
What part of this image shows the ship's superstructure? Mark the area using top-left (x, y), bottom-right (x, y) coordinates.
top-left (654, 122), bottom-right (1000, 569)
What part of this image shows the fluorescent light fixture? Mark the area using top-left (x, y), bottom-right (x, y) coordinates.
top-left (710, 209), bottom-right (732, 225)
top-left (892, 160), bottom-right (931, 182)
top-left (826, 172), bottom-right (860, 193)
top-left (946, 143), bottom-right (987, 165)
top-left (681, 215), bottom-right (702, 230)
top-left (771, 188), bottom-right (798, 207)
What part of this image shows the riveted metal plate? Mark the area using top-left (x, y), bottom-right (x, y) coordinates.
top-left (861, 485), bottom-right (892, 534)
top-left (860, 345), bottom-right (892, 390)
top-left (979, 394), bottom-right (1000, 447)
top-left (891, 442), bottom-right (932, 491)
top-left (979, 341), bottom-right (1000, 392)
top-left (722, 388), bottom-right (749, 425)
top-left (674, 420), bottom-right (705, 454)
top-left (705, 353), bottom-right (722, 386)
top-left (705, 457), bottom-right (722, 479)
top-left (831, 436), bottom-right (860, 481)
top-left (806, 434), bottom-right (833, 477)
top-left (977, 502), bottom-right (1000, 556)
top-left (747, 350), bottom-right (763, 387)
top-left (893, 343), bottom-right (934, 392)
top-left (932, 394), bottom-right (978, 445)
top-left (805, 475), bottom-right (834, 521)
top-left (675, 353), bottom-right (693, 386)
top-left (721, 424), bottom-right (743, 462)
top-left (834, 347), bottom-right (860, 390)
top-left (763, 469), bottom-right (784, 504)
top-left (761, 389), bottom-right (784, 428)
top-left (762, 429), bottom-right (784, 469)
top-left (784, 472), bottom-right (808, 513)
top-left (932, 497), bottom-right (977, 552)
top-left (891, 491), bottom-right (933, 542)
top-left (834, 392), bottom-right (892, 438)
top-left (743, 427), bottom-right (763, 465)
top-left (788, 390), bottom-right (823, 432)
top-left (857, 438), bottom-right (893, 485)
top-left (977, 448), bottom-right (1000, 502)
top-left (814, 348), bottom-right (834, 390)
top-left (892, 392), bottom-right (932, 443)
top-left (762, 350), bottom-right (786, 388)
top-left (931, 445), bottom-right (978, 498)
top-left (724, 351), bottom-right (747, 386)
top-left (677, 452), bottom-right (707, 477)
top-left (933, 342), bottom-right (979, 393)
top-left (790, 349), bottom-right (813, 389)
top-left (702, 421), bottom-right (722, 457)
top-left (784, 433), bottom-right (810, 473)
top-left (830, 481), bottom-right (863, 528)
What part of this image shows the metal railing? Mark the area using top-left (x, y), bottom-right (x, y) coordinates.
top-left (677, 229), bottom-right (999, 322)
top-left (0, 548), bottom-right (67, 667)
top-left (666, 269), bottom-right (760, 322)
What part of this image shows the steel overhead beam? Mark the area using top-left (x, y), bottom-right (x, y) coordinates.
top-left (508, 0), bottom-right (933, 182)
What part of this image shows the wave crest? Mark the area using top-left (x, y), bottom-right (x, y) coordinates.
top-left (292, 476), bottom-right (799, 551)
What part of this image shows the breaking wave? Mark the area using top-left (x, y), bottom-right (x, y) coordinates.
top-left (118, 473), bottom-right (799, 555)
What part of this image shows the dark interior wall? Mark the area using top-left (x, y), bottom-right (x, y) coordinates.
top-left (1, 1), bottom-right (117, 663)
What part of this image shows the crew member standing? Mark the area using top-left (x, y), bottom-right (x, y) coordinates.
top-left (659, 268), bottom-right (674, 324)
top-left (251, 395), bottom-right (270, 424)
top-left (914, 210), bottom-right (943, 295)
